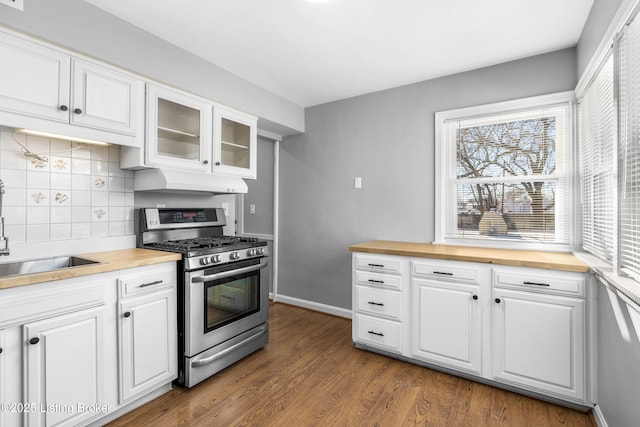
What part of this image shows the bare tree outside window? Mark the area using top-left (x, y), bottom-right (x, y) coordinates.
top-left (455, 116), bottom-right (557, 241)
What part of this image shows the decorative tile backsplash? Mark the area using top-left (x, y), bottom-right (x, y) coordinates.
top-left (0, 128), bottom-right (134, 244)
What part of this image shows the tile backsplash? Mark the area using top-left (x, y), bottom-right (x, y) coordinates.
top-left (0, 128), bottom-right (134, 244)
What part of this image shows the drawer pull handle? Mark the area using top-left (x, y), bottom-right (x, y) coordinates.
top-left (523, 281), bottom-right (550, 287)
top-left (433, 271), bottom-right (453, 276)
top-left (140, 280), bottom-right (164, 288)
top-left (368, 263), bottom-right (384, 268)
top-left (368, 279), bottom-right (385, 284)
top-left (367, 330), bottom-right (384, 337)
top-left (367, 301), bottom-right (384, 306)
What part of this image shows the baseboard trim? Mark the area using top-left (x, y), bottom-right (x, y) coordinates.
top-left (592, 404), bottom-right (608, 427)
top-left (273, 294), bottom-right (352, 319)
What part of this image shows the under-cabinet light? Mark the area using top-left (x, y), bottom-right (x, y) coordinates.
top-left (15, 129), bottom-right (111, 146)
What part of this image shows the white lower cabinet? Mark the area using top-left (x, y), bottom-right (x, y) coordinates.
top-left (492, 287), bottom-right (585, 401)
top-left (24, 306), bottom-right (105, 427)
top-left (412, 278), bottom-right (482, 375)
top-left (352, 253), bottom-right (409, 355)
top-left (118, 285), bottom-right (176, 403)
top-left (0, 261), bottom-right (178, 427)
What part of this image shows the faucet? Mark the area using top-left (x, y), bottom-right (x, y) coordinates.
top-left (0, 179), bottom-right (9, 255)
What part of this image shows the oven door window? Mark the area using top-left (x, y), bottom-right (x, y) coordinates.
top-left (204, 269), bottom-right (259, 332)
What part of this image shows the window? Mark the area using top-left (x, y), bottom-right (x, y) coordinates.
top-left (435, 92), bottom-right (574, 250)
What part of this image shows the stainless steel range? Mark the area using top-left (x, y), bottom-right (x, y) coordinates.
top-left (137, 207), bottom-right (269, 388)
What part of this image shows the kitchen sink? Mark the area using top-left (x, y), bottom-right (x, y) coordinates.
top-left (0, 256), bottom-right (101, 278)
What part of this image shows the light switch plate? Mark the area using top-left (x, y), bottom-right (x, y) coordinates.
top-left (0, 0), bottom-right (24, 11)
top-left (354, 177), bottom-right (362, 189)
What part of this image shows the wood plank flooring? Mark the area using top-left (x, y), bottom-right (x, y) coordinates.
top-left (106, 303), bottom-right (596, 426)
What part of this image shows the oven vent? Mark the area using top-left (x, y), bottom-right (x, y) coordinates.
top-left (133, 168), bottom-right (248, 194)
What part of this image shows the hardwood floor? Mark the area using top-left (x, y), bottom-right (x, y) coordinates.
top-left (107, 303), bottom-right (596, 426)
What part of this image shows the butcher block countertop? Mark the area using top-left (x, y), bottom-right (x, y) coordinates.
top-left (349, 240), bottom-right (589, 273)
top-left (0, 248), bottom-right (181, 290)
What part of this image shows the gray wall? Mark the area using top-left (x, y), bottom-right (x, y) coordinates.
top-left (596, 283), bottom-right (640, 426)
top-left (0, 0), bottom-right (304, 135)
top-left (279, 48), bottom-right (578, 309)
top-left (577, 0), bottom-right (624, 78)
top-left (243, 137), bottom-right (275, 236)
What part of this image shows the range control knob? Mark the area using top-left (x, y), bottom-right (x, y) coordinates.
top-left (259, 248), bottom-right (266, 255)
top-left (200, 257), bottom-right (210, 266)
top-left (212, 255), bottom-right (221, 263)
top-left (247, 249), bottom-right (256, 256)
top-left (232, 252), bottom-right (240, 260)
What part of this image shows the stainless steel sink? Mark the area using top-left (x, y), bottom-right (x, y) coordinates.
top-left (0, 256), bottom-right (100, 278)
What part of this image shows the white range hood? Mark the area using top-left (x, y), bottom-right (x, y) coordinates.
top-left (133, 168), bottom-right (248, 194)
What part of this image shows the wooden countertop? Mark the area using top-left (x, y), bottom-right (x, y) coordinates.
top-left (0, 248), bottom-right (181, 290)
top-left (349, 240), bottom-right (589, 273)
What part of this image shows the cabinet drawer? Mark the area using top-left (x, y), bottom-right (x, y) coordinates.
top-left (119, 263), bottom-right (176, 298)
top-left (493, 268), bottom-right (585, 297)
top-left (412, 260), bottom-right (479, 283)
top-left (355, 254), bottom-right (403, 274)
top-left (355, 286), bottom-right (402, 319)
top-left (354, 313), bottom-right (402, 352)
top-left (355, 271), bottom-right (402, 290)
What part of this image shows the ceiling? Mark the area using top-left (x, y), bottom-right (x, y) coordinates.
top-left (84, 0), bottom-right (594, 108)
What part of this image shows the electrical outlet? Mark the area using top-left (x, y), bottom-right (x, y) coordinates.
top-left (0, 0), bottom-right (24, 11)
top-left (250, 204), bottom-right (256, 215)
top-left (354, 177), bottom-right (362, 189)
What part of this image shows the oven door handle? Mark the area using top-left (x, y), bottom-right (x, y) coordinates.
top-left (191, 261), bottom-right (269, 283)
top-left (191, 323), bottom-right (268, 368)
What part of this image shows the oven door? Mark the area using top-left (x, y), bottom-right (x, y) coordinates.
top-left (185, 257), bottom-right (269, 357)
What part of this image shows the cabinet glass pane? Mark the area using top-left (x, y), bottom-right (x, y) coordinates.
top-left (221, 118), bottom-right (250, 169)
top-left (157, 98), bottom-right (201, 160)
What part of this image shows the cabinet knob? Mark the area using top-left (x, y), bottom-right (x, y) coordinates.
top-left (29, 337), bottom-right (40, 345)
top-left (0, 347), bottom-right (3, 354)
top-left (74, 108), bottom-right (83, 114)
top-left (203, 160), bottom-right (209, 165)
top-left (124, 311), bottom-right (131, 318)
top-left (59, 105), bottom-right (68, 111)
top-left (472, 295), bottom-right (478, 300)
top-left (495, 298), bottom-right (501, 304)
top-left (215, 161), bottom-right (221, 166)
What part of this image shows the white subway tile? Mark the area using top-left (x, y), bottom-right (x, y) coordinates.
top-left (71, 158), bottom-right (91, 175)
top-left (27, 206), bottom-right (50, 224)
top-left (27, 171), bottom-right (49, 189)
top-left (5, 224), bottom-right (26, 243)
top-left (3, 206), bottom-right (26, 224)
top-left (1, 149), bottom-right (27, 170)
top-left (1, 169), bottom-right (27, 188)
top-left (26, 224), bottom-right (49, 242)
top-left (91, 221), bottom-right (108, 237)
top-left (50, 223), bottom-right (72, 241)
top-left (92, 191), bottom-right (108, 206)
top-left (51, 207), bottom-right (71, 223)
top-left (72, 190), bottom-right (91, 207)
top-left (50, 173), bottom-right (71, 189)
top-left (72, 207), bottom-right (91, 222)
top-left (71, 174), bottom-right (91, 191)
top-left (72, 222), bottom-right (91, 239)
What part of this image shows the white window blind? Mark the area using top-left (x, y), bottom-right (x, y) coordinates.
top-left (578, 52), bottom-right (615, 261)
top-left (619, 17), bottom-right (640, 279)
top-left (440, 102), bottom-right (571, 248)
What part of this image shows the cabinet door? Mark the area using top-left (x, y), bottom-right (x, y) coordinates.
top-left (71, 59), bottom-right (143, 135)
top-left (146, 84), bottom-right (212, 171)
top-left (24, 306), bottom-right (105, 427)
top-left (119, 287), bottom-right (177, 402)
top-left (0, 30), bottom-right (70, 122)
top-left (412, 279), bottom-right (482, 375)
top-left (213, 106), bottom-right (257, 179)
top-left (492, 288), bottom-right (585, 401)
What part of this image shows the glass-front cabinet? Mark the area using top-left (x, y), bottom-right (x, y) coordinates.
top-left (213, 106), bottom-right (257, 179)
top-left (146, 84), bottom-right (212, 172)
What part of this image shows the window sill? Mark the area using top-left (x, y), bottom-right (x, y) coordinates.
top-left (573, 251), bottom-right (640, 309)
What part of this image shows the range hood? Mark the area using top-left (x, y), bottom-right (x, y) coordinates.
top-left (133, 168), bottom-right (248, 194)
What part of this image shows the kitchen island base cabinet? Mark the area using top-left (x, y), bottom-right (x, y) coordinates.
top-left (350, 244), bottom-right (592, 408)
top-left (24, 306), bottom-right (105, 427)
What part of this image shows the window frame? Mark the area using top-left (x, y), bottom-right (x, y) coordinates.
top-left (434, 91), bottom-right (576, 251)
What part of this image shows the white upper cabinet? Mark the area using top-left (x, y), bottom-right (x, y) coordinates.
top-left (0, 28), bottom-right (144, 146)
top-left (71, 59), bottom-right (142, 136)
top-left (0, 30), bottom-right (71, 122)
top-left (213, 106), bottom-right (257, 179)
top-left (146, 84), bottom-right (212, 172)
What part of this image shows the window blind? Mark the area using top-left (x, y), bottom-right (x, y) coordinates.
top-left (443, 105), bottom-right (570, 246)
top-left (578, 52), bottom-right (615, 260)
top-left (618, 18), bottom-right (640, 279)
